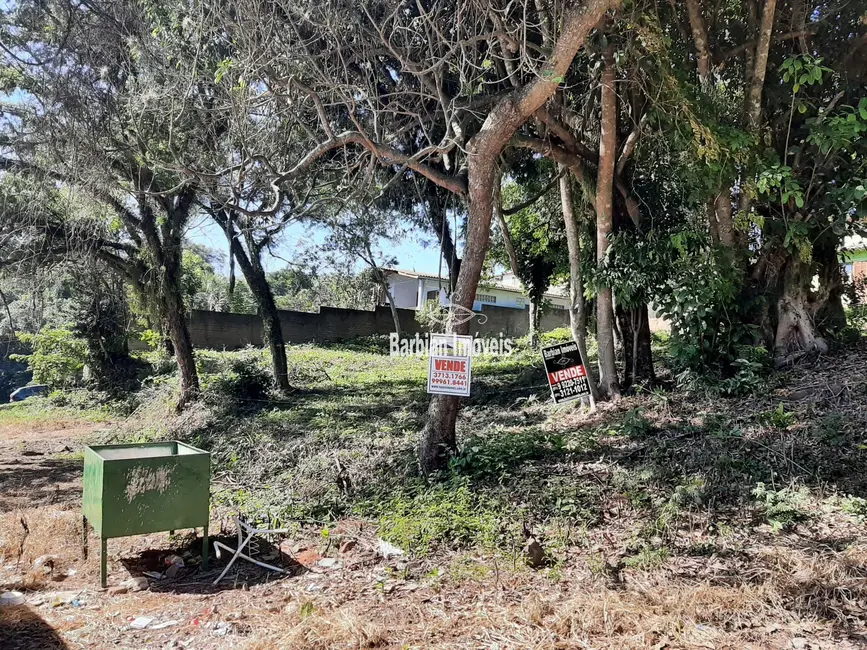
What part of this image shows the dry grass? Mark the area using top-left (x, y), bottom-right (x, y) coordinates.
top-left (246, 606), bottom-right (389, 650)
top-left (0, 507), bottom-right (84, 588)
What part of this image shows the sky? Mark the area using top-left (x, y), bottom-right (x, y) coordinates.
top-left (185, 215), bottom-right (448, 277)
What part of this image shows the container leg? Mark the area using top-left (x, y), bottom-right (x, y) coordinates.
top-left (201, 525), bottom-right (209, 570)
top-left (81, 515), bottom-right (88, 560)
top-left (100, 538), bottom-right (107, 588)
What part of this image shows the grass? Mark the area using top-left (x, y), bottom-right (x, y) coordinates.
top-left (5, 333), bottom-right (867, 647)
top-left (0, 396), bottom-right (112, 427)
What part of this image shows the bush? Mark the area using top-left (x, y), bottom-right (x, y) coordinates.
top-left (12, 328), bottom-right (87, 388)
top-left (199, 349), bottom-right (273, 404)
top-left (374, 478), bottom-right (502, 555)
top-left (654, 234), bottom-right (759, 373)
top-left (752, 482), bottom-right (809, 532)
top-left (718, 345), bottom-right (771, 396)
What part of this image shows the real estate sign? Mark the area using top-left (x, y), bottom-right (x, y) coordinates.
top-left (427, 333), bottom-right (473, 397)
top-left (542, 341), bottom-right (591, 403)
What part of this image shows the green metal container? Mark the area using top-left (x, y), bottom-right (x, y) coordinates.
top-left (82, 441), bottom-right (210, 587)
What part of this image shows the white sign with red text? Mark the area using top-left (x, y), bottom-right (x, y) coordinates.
top-left (427, 333), bottom-right (473, 397)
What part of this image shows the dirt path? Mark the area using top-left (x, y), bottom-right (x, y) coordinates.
top-left (0, 418), bottom-right (100, 513)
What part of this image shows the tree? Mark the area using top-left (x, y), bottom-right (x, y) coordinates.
top-left (186, 0), bottom-right (620, 472)
top-left (664, 0), bottom-right (867, 362)
top-left (317, 203), bottom-right (408, 336)
top-left (0, 0), bottom-right (203, 405)
top-left (558, 172), bottom-right (599, 406)
top-left (493, 166), bottom-right (569, 346)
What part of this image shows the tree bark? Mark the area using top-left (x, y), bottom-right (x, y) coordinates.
top-left (813, 239), bottom-right (847, 333)
top-left (745, 0), bottom-right (778, 131)
top-left (685, 0), bottom-right (712, 84)
top-left (493, 177), bottom-right (534, 342)
top-left (161, 241), bottom-right (200, 407)
top-left (594, 44), bottom-right (622, 400)
top-left (418, 0), bottom-right (617, 474)
top-left (774, 257), bottom-right (828, 361)
top-left (376, 270), bottom-right (403, 337)
top-left (217, 212), bottom-right (292, 393)
top-left (528, 300), bottom-right (541, 346)
top-left (426, 185), bottom-right (462, 291)
top-left (243, 259), bottom-right (291, 393)
top-left (739, 0), bottom-right (777, 226)
top-left (714, 188), bottom-right (735, 247)
top-left (559, 170), bottom-right (599, 406)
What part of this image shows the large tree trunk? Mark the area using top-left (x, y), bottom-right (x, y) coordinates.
top-left (240, 259), bottom-right (291, 393)
top-left (774, 256), bottom-right (828, 362)
top-left (559, 170), bottom-right (599, 406)
top-left (594, 44), bottom-right (622, 400)
top-left (161, 248), bottom-right (200, 407)
top-left (616, 304), bottom-right (654, 385)
top-left (213, 210), bottom-right (292, 393)
top-left (528, 300), bottom-right (541, 346)
top-left (227, 229), bottom-right (291, 393)
top-left (813, 239), bottom-right (847, 333)
top-left (418, 0), bottom-right (616, 474)
top-left (245, 266), bottom-right (291, 393)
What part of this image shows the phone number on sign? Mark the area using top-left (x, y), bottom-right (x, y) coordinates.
top-left (553, 377), bottom-right (589, 397)
top-left (431, 372), bottom-right (468, 387)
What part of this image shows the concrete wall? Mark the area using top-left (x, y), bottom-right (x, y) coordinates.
top-left (187, 306), bottom-right (425, 349)
top-left (185, 303), bottom-right (575, 349)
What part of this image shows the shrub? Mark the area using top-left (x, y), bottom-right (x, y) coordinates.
top-left (617, 408), bottom-right (653, 438)
top-left (12, 328), bottom-right (87, 388)
top-left (752, 482), bottom-right (810, 532)
top-left (757, 402), bottom-right (796, 429)
top-left (374, 478), bottom-right (502, 555)
top-left (199, 349), bottom-right (273, 404)
top-left (718, 345), bottom-right (771, 396)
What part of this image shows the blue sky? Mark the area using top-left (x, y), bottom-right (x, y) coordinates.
top-left (186, 215), bottom-right (447, 276)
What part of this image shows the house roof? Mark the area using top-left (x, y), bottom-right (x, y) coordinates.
top-left (384, 268), bottom-right (568, 298)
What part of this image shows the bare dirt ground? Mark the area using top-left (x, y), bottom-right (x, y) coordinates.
top-left (2, 346), bottom-right (867, 649)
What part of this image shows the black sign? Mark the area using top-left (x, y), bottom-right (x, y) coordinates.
top-left (541, 341), bottom-right (591, 403)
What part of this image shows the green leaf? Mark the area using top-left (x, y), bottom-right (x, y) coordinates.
top-left (794, 194), bottom-right (804, 208)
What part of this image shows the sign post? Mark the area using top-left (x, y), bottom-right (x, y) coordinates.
top-left (541, 341), bottom-right (591, 404)
top-left (427, 333), bottom-right (473, 397)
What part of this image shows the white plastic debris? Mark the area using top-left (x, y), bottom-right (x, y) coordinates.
top-left (129, 616), bottom-right (154, 629)
top-left (377, 538), bottom-right (405, 559)
top-left (149, 620), bottom-right (180, 630)
top-left (211, 621), bottom-right (233, 637)
top-left (0, 591), bottom-right (25, 606)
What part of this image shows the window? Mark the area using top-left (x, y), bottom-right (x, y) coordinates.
top-left (515, 297), bottom-right (526, 307)
top-left (550, 303), bottom-right (568, 310)
top-left (475, 294), bottom-right (497, 304)
top-left (426, 290), bottom-right (439, 300)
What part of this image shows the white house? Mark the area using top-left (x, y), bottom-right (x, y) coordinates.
top-left (382, 269), bottom-right (571, 311)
